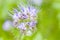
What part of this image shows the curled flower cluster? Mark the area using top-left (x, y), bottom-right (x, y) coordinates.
top-left (3, 6), bottom-right (38, 36)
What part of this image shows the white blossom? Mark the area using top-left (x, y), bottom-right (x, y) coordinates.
top-left (26, 30), bottom-right (32, 36)
top-left (3, 20), bottom-right (12, 31)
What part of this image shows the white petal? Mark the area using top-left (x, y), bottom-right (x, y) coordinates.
top-left (13, 13), bottom-right (19, 20)
top-left (32, 0), bottom-right (42, 6)
top-left (26, 30), bottom-right (32, 36)
top-left (3, 20), bottom-right (12, 31)
top-left (18, 12), bottom-right (22, 18)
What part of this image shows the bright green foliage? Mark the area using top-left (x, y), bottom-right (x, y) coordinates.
top-left (0, 0), bottom-right (60, 40)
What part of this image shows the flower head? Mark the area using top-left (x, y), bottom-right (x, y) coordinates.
top-left (3, 5), bottom-right (38, 36)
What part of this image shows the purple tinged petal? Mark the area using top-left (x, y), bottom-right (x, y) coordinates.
top-left (18, 23), bottom-right (26, 30)
top-left (14, 9), bottom-right (18, 13)
top-left (21, 8), bottom-right (25, 12)
top-left (27, 7), bottom-right (31, 12)
top-left (3, 20), bottom-right (12, 31)
top-left (13, 12), bottom-right (22, 20)
top-left (21, 7), bottom-right (26, 13)
top-left (21, 8), bottom-right (27, 15)
top-left (31, 9), bottom-right (36, 14)
top-left (27, 7), bottom-right (37, 16)
top-left (28, 7), bottom-right (30, 11)
top-left (13, 13), bottom-right (19, 20)
top-left (18, 12), bottom-right (22, 19)
top-left (16, 13), bottom-right (18, 16)
top-left (22, 14), bottom-right (28, 19)
top-left (13, 20), bottom-right (18, 27)
top-left (28, 21), bottom-right (37, 27)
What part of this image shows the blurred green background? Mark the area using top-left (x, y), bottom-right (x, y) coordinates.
top-left (0, 0), bottom-right (60, 40)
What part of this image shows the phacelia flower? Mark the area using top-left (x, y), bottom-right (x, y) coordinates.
top-left (3, 5), bottom-right (38, 36)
